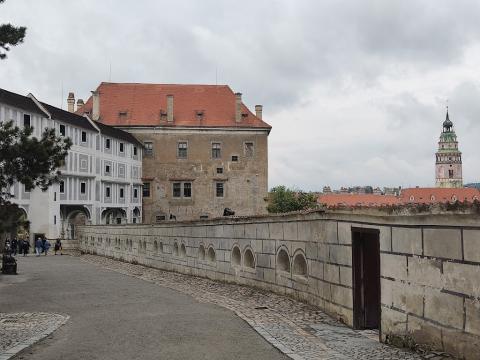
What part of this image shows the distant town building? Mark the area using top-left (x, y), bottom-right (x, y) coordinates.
top-left (0, 88), bottom-right (143, 242)
top-left (76, 83), bottom-right (271, 222)
top-left (435, 109), bottom-right (463, 188)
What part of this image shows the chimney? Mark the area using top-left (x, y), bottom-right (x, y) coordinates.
top-left (91, 90), bottom-right (100, 121)
top-left (235, 92), bottom-right (242, 123)
top-left (76, 99), bottom-right (85, 113)
top-left (67, 92), bottom-right (75, 113)
top-left (255, 105), bottom-right (263, 120)
top-left (166, 94), bottom-right (174, 122)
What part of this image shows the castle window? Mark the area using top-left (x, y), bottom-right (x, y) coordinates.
top-left (212, 142), bottom-right (221, 159)
top-left (133, 188), bottom-right (138, 199)
top-left (81, 182), bottom-right (86, 194)
top-left (216, 167), bottom-right (223, 174)
top-left (119, 188), bottom-right (124, 199)
top-left (119, 142), bottom-right (124, 153)
top-left (59, 181), bottom-right (65, 193)
top-left (244, 142), bottom-right (254, 157)
top-left (81, 131), bottom-right (87, 143)
top-left (105, 138), bottom-right (111, 149)
top-left (177, 141), bottom-right (188, 158)
top-left (183, 182), bottom-right (191, 198)
top-left (173, 183), bottom-right (181, 197)
top-left (59, 124), bottom-right (66, 136)
top-left (133, 146), bottom-right (138, 156)
top-left (144, 141), bottom-right (153, 156)
top-left (231, 155), bottom-right (238, 162)
top-left (143, 182), bottom-right (150, 197)
top-left (216, 182), bottom-right (224, 197)
top-left (448, 170), bottom-right (454, 178)
top-left (105, 186), bottom-right (110, 198)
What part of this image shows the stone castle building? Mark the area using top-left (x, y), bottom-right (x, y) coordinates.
top-left (75, 82), bottom-right (271, 222)
top-left (435, 109), bottom-right (463, 188)
top-left (0, 88), bottom-right (143, 242)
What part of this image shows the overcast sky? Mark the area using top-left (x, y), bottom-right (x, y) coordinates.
top-left (2, 0), bottom-right (480, 191)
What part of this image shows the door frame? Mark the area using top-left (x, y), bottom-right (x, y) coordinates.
top-left (351, 227), bottom-right (381, 331)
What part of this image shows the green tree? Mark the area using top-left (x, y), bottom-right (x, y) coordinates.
top-left (0, 120), bottom-right (71, 233)
top-left (267, 186), bottom-right (318, 213)
top-left (0, 0), bottom-right (26, 59)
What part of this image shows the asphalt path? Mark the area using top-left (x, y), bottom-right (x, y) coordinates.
top-left (0, 255), bottom-right (287, 360)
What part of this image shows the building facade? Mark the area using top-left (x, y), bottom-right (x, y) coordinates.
top-left (435, 110), bottom-right (463, 188)
top-left (0, 88), bottom-right (143, 242)
top-left (76, 83), bottom-right (271, 222)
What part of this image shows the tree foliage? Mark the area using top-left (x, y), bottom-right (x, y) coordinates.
top-left (0, 120), bottom-right (71, 233)
top-left (267, 186), bottom-right (318, 213)
top-left (0, 0), bottom-right (26, 59)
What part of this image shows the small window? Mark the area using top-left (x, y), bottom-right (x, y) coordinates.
top-left (105, 138), bottom-right (111, 149)
top-left (216, 182), bottom-right (224, 197)
top-left (23, 114), bottom-right (31, 128)
top-left (133, 188), bottom-right (138, 199)
top-left (80, 182), bottom-right (86, 194)
top-left (119, 188), bottom-right (124, 199)
top-left (448, 169), bottom-right (454, 178)
top-left (144, 141), bottom-right (153, 156)
top-left (178, 142), bottom-right (188, 158)
top-left (81, 131), bottom-right (87, 143)
top-left (133, 146), bottom-right (138, 156)
top-left (105, 164), bottom-right (111, 174)
top-left (105, 186), bottom-right (111, 198)
top-left (143, 182), bottom-right (151, 197)
top-left (59, 124), bottom-right (66, 136)
top-left (119, 142), bottom-right (124, 153)
top-left (212, 142), bottom-right (221, 159)
top-left (231, 155), bottom-right (238, 162)
top-left (183, 182), bottom-right (191, 198)
top-left (24, 184), bottom-right (30, 193)
top-left (59, 181), bottom-right (65, 193)
top-left (156, 215), bottom-right (166, 222)
top-left (173, 183), bottom-right (181, 198)
top-left (54, 215), bottom-right (56, 225)
top-left (216, 167), bottom-right (223, 174)
top-left (244, 142), bottom-right (254, 157)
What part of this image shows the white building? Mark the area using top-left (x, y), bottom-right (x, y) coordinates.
top-left (0, 88), bottom-right (143, 242)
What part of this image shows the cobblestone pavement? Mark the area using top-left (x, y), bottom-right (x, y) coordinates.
top-left (0, 312), bottom-right (69, 360)
top-left (81, 255), bottom-right (453, 360)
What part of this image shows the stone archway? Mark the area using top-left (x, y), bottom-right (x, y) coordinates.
top-left (61, 206), bottom-right (91, 239)
top-left (101, 208), bottom-right (127, 225)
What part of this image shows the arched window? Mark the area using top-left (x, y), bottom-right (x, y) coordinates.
top-left (277, 248), bottom-right (290, 272)
top-left (244, 248), bottom-right (255, 269)
top-left (207, 247), bottom-right (216, 262)
top-left (199, 244), bottom-right (206, 260)
top-left (180, 243), bottom-right (186, 257)
top-left (173, 242), bottom-right (179, 256)
top-left (231, 246), bottom-right (241, 266)
top-left (293, 253), bottom-right (307, 276)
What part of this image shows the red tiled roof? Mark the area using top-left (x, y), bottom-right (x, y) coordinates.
top-left (318, 194), bottom-right (400, 207)
top-left (399, 188), bottom-right (480, 204)
top-left (77, 82), bottom-right (271, 129)
top-left (318, 187), bottom-right (480, 208)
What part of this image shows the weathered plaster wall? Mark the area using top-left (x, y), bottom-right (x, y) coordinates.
top-left (77, 210), bottom-right (480, 359)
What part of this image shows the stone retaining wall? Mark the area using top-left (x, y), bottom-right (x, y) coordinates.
top-left (77, 210), bottom-right (480, 359)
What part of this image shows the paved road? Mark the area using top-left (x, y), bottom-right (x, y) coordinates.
top-left (0, 255), bottom-right (287, 360)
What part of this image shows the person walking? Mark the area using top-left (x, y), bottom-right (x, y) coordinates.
top-left (11, 238), bottom-right (18, 256)
top-left (41, 237), bottom-right (46, 254)
top-left (54, 239), bottom-right (63, 255)
top-left (44, 239), bottom-right (51, 256)
top-left (35, 237), bottom-right (42, 256)
top-left (22, 239), bottom-right (30, 257)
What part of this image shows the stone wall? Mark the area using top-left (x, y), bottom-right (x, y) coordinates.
top-left (77, 210), bottom-right (480, 359)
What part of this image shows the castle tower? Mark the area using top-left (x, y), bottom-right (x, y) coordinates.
top-left (435, 109), bottom-right (463, 188)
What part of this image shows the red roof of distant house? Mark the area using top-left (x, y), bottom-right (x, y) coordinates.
top-left (77, 82), bottom-right (271, 130)
top-left (318, 187), bottom-right (480, 208)
top-left (318, 194), bottom-right (400, 207)
top-left (399, 187), bottom-right (480, 204)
